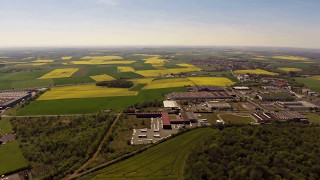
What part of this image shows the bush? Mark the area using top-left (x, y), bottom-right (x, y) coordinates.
top-left (96, 80), bottom-right (133, 88)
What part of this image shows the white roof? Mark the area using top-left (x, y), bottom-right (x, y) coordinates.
top-left (233, 86), bottom-right (250, 90)
top-left (163, 100), bottom-right (179, 108)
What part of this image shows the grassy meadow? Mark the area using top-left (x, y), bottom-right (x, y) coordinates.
top-left (0, 141), bottom-right (29, 175)
top-left (0, 118), bottom-right (13, 135)
top-left (296, 77), bottom-right (320, 93)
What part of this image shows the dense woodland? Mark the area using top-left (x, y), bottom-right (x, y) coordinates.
top-left (184, 125), bottom-right (320, 180)
top-left (11, 112), bottom-right (116, 180)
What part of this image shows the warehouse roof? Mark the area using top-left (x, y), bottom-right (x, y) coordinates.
top-left (161, 112), bottom-right (171, 126)
top-left (163, 100), bottom-right (179, 108)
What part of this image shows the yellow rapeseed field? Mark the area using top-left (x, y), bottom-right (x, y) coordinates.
top-left (134, 54), bottom-right (160, 57)
top-left (29, 63), bottom-right (47, 66)
top-left (135, 64), bottom-right (201, 77)
top-left (90, 74), bottom-right (115, 82)
top-left (81, 56), bottom-right (123, 61)
top-left (72, 60), bottom-right (135, 65)
top-left (310, 75), bottom-right (320, 80)
top-left (234, 69), bottom-right (278, 76)
top-left (143, 57), bottom-right (169, 67)
top-left (37, 84), bottom-right (138, 100)
top-left (33, 59), bottom-right (54, 63)
top-left (187, 77), bottom-right (235, 86)
top-left (38, 68), bottom-right (79, 79)
top-left (278, 68), bottom-right (302, 72)
top-left (129, 78), bottom-right (155, 85)
top-left (272, 55), bottom-right (309, 61)
top-left (252, 56), bottom-right (266, 60)
top-left (71, 56), bottom-right (130, 65)
top-left (61, 56), bottom-right (72, 60)
top-left (143, 78), bottom-right (195, 89)
top-left (117, 66), bottom-right (135, 72)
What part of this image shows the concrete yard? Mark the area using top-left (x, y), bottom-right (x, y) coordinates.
top-left (131, 118), bottom-right (179, 145)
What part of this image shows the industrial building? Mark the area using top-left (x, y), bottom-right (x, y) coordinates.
top-left (272, 111), bottom-right (308, 123)
top-left (257, 92), bottom-right (294, 101)
top-left (232, 86), bottom-right (250, 90)
top-left (276, 101), bottom-right (319, 111)
top-left (136, 112), bottom-right (162, 118)
top-left (163, 100), bottom-right (180, 110)
top-left (0, 91), bottom-right (31, 110)
top-left (206, 101), bottom-right (232, 110)
top-left (161, 112), bottom-right (172, 129)
top-left (251, 112), bottom-right (275, 123)
top-left (181, 111), bottom-right (197, 123)
top-left (166, 91), bottom-right (233, 100)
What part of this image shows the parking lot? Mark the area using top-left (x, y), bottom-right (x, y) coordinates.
top-left (131, 118), bottom-right (179, 145)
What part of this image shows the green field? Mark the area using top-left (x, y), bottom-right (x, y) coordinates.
top-left (0, 118), bottom-right (13, 135)
top-left (295, 77), bottom-right (320, 93)
top-left (81, 128), bottom-right (217, 180)
top-left (18, 87), bottom-right (187, 115)
top-left (0, 141), bottom-right (29, 175)
top-left (306, 113), bottom-right (320, 124)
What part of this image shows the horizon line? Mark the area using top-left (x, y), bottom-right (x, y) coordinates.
top-left (0, 45), bottom-right (319, 50)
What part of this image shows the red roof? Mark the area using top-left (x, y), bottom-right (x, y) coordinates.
top-left (161, 112), bottom-right (171, 126)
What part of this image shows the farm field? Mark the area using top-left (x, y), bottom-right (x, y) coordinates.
top-left (135, 64), bottom-right (201, 77)
top-left (234, 69), bottom-right (278, 76)
top-left (219, 114), bottom-right (255, 124)
top-left (0, 141), bottom-right (29, 175)
top-left (37, 84), bottom-right (138, 100)
top-left (143, 78), bottom-right (194, 89)
top-left (143, 56), bottom-right (168, 67)
top-left (81, 56), bottom-right (123, 61)
top-left (38, 68), bottom-right (79, 79)
top-left (72, 60), bottom-right (135, 65)
top-left (90, 74), bottom-right (115, 82)
top-left (18, 87), bottom-right (187, 115)
top-left (61, 56), bottom-right (72, 60)
top-left (310, 75), bottom-right (320, 80)
top-left (129, 78), bottom-right (154, 85)
top-left (33, 59), bottom-right (54, 63)
top-left (117, 66), bottom-right (135, 72)
top-left (272, 55), bottom-right (309, 61)
top-left (278, 67), bottom-right (302, 72)
top-left (306, 113), bottom-right (320, 124)
top-left (0, 70), bottom-right (54, 90)
top-left (80, 128), bottom-right (217, 180)
top-left (296, 77), bottom-right (320, 93)
top-left (188, 77), bottom-right (235, 86)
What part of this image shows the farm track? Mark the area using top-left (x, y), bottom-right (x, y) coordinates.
top-left (63, 112), bottom-right (122, 180)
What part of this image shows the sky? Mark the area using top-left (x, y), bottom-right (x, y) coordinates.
top-left (0, 0), bottom-right (320, 48)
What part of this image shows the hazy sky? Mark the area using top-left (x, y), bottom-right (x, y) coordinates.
top-left (0, 0), bottom-right (320, 48)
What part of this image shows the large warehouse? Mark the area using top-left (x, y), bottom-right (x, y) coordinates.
top-left (0, 91), bottom-right (31, 109)
top-left (163, 100), bottom-right (180, 110)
